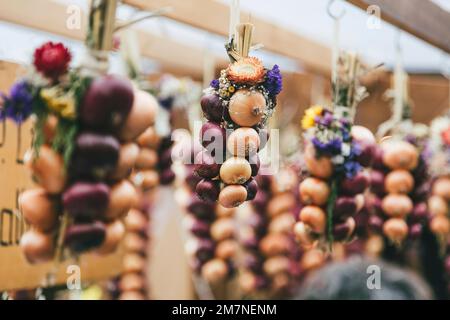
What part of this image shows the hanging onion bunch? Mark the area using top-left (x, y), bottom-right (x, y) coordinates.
top-left (16, 40), bottom-right (155, 264)
top-left (294, 53), bottom-right (374, 251)
top-left (196, 23), bottom-right (282, 209)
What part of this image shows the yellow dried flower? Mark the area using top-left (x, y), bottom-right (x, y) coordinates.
top-left (40, 87), bottom-right (76, 120)
top-left (301, 105), bottom-right (323, 129)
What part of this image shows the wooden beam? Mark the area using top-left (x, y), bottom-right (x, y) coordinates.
top-left (124, 0), bottom-right (332, 74)
top-left (0, 0), bottom-right (227, 78)
top-left (347, 0), bottom-right (450, 53)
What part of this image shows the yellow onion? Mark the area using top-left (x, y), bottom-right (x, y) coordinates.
top-left (268, 213), bottom-right (296, 234)
top-left (105, 180), bottom-right (138, 220)
top-left (239, 272), bottom-right (258, 293)
top-left (25, 145), bottom-right (66, 194)
top-left (263, 256), bottom-right (290, 276)
top-left (216, 204), bottom-right (236, 218)
top-left (19, 188), bottom-right (57, 233)
top-left (131, 170), bottom-right (160, 191)
top-left (299, 177), bottom-right (330, 206)
top-left (382, 140), bottom-right (418, 170)
top-left (228, 89), bottom-right (266, 127)
top-left (304, 143), bottom-right (333, 179)
top-left (119, 89), bottom-right (158, 141)
top-left (383, 218), bottom-right (408, 243)
top-left (123, 253), bottom-right (146, 273)
top-left (95, 219), bottom-right (125, 255)
top-left (218, 185), bottom-right (248, 208)
top-left (210, 218), bottom-right (234, 242)
top-left (123, 232), bottom-right (146, 252)
top-left (119, 273), bottom-right (145, 292)
top-left (119, 291), bottom-right (146, 300)
top-left (20, 229), bottom-right (54, 264)
top-left (432, 177), bottom-right (450, 200)
top-left (351, 125), bottom-right (376, 145)
top-left (137, 127), bottom-right (160, 149)
top-left (428, 195), bottom-right (448, 216)
top-left (267, 193), bottom-right (296, 218)
top-left (220, 157), bottom-right (251, 184)
top-left (260, 233), bottom-right (290, 256)
top-left (124, 209), bottom-right (147, 233)
top-left (385, 169), bottom-right (414, 194)
top-left (215, 239), bottom-right (238, 260)
top-left (272, 273), bottom-right (290, 293)
top-left (201, 259), bottom-right (228, 283)
top-left (300, 249), bottom-right (325, 271)
top-left (227, 127), bottom-right (260, 157)
top-left (270, 167), bottom-right (299, 194)
top-left (135, 148), bottom-right (158, 170)
top-left (430, 215), bottom-right (450, 236)
top-left (299, 205), bottom-right (326, 234)
top-left (110, 143), bottom-right (140, 180)
top-left (293, 222), bottom-right (318, 249)
top-left (381, 194), bottom-right (413, 218)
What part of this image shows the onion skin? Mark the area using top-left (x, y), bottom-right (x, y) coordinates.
top-left (428, 195), bottom-right (448, 216)
top-left (20, 230), bottom-right (54, 264)
top-left (382, 140), bottom-right (418, 170)
top-left (64, 221), bottom-right (107, 253)
top-left (63, 182), bottom-right (110, 220)
top-left (123, 253), bottom-right (146, 273)
top-left (383, 218), bottom-right (408, 243)
top-left (299, 177), bottom-right (330, 206)
top-left (228, 89), bottom-right (266, 127)
top-left (105, 180), bottom-right (137, 221)
top-left (218, 185), bottom-right (247, 208)
top-left (194, 150), bottom-right (220, 179)
top-left (340, 172), bottom-right (369, 196)
top-left (227, 127), bottom-right (260, 157)
top-left (334, 196), bottom-right (357, 220)
top-left (201, 93), bottom-right (224, 123)
top-left (199, 121), bottom-right (226, 150)
top-left (430, 215), bottom-right (450, 236)
top-left (119, 89), bottom-right (158, 141)
top-left (244, 178), bottom-right (258, 201)
top-left (220, 157), bottom-right (251, 185)
top-left (216, 204), bottom-right (236, 218)
top-left (304, 143), bottom-right (333, 179)
top-left (248, 153), bottom-right (260, 176)
top-left (260, 233), bottom-right (291, 256)
top-left (267, 193), bottom-right (296, 218)
top-left (351, 125), bottom-right (376, 145)
top-left (195, 179), bottom-right (220, 203)
top-left (80, 75), bottom-right (134, 131)
top-left (110, 143), bottom-right (140, 180)
top-left (124, 209), bottom-right (148, 233)
top-left (95, 219), bottom-right (125, 255)
top-left (215, 240), bottom-right (237, 260)
top-left (135, 148), bottom-right (158, 170)
top-left (299, 206), bottom-right (326, 234)
top-left (370, 170), bottom-right (386, 196)
top-left (201, 259), bottom-right (228, 283)
top-left (294, 222), bottom-right (317, 248)
top-left (385, 169), bottom-right (414, 194)
top-left (71, 132), bottom-right (120, 179)
top-left (137, 127), bottom-right (160, 149)
top-left (301, 249), bottom-right (325, 271)
top-left (263, 256), bottom-right (290, 276)
top-left (19, 188), bottom-right (57, 232)
top-left (382, 194), bottom-right (413, 218)
top-left (433, 177), bottom-right (450, 200)
top-left (333, 217), bottom-right (356, 241)
top-left (131, 170), bottom-right (160, 191)
top-left (124, 233), bottom-right (147, 252)
top-left (211, 218), bottom-right (234, 241)
top-left (25, 145), bottom-right (66, 194)
top-left (269, 213), bottom-right (295, 234)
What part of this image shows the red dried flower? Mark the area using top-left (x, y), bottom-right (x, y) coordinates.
top-left (442, 126), bottom-right (450, 146)
top-left (33, 42), bottom-right (71, 79)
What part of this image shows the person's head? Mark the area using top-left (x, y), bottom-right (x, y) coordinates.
top-left (296, 255), bottom-right (432, 300)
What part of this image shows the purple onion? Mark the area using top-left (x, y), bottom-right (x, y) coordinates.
top-left (185, 165), bottom-right (202, 192)
top-left (199, 121), bottom-right (226, 150)
top-left (160, 168), bottom-right (176, 185)
top-left (64, 221), bottom-right (106, 253)
top-left (195, 179), bottom-right (220, 203)
top-left (200, 93), bottom-right (224, 123)
top-left (251, 190), bottom-right (269, 213)
top-left (195, 238), bottom-right (215, 262)
top-left (368, 215), bottom-right (384, 233)
top-left (80, 75), bottom-right (134, 131)
top-left (248, 153), bottom-right (260, 176)
top-left (334, 196), bottom-right (357, 220)
top-left (370, 170), bottom-right (385, 196)
top-left (256, 175), bottom-right (272, 191)
top-left (63, 182), bottom-right (110, 220)
top-left (244, 178), bottom-right (258, 201)
top-left (247, 213), bottom-right (266, 234)
top-left (194, 150), bottom-right (220, 179)
top-left (258, 128), bottom-right (270, 150)
top-left (71, 132), bottom-right (120, 179)
top-left (410, 202), bottom-right (429, 223)
top-left (369, 196), bottom-right (384, 216)
top-left (340, 172), bottom-right (369, 195)
top-left (158, 148), bottom-right (173, 170)
top-left (413, 182), bottom-right (431, 202)
top-left (187, 195), bottom-right (216, 220)
top-left (333, 221), bottom-right (352, 241)
top-left (189, 219), bottom-right (210, 238)
top-left (244, 254), bottom-right (264, 273)
top-left (356, 143), bottom-right (375, 167)
top-left (372, 146), bottom-right (386, 171)
top-left (409, 223), bottom-right (422, 240)
top-left (241, 236), bottom-right (259, 250)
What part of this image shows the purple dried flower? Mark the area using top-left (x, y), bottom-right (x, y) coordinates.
top-left (344, 160), bottom-right (362, 178)
top-left (264, 64), bottom-right (282, 97)
top-left (312, 137), bottom-right (342, 156)
top-left (210, 79), bottom-right (220, 90)
top-left (4, 81), bottom-right (33, 124)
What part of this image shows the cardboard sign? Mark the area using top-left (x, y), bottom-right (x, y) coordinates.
top-left (0, 61), bottom-right (123, 291)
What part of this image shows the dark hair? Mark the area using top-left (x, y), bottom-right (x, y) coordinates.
top-left (296, 255), bottom-right (432, 300)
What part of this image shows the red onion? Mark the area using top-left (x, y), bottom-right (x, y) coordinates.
top-left (368, 215), bottom-right (384, 233)
top-left (244, 178), bottom-right (258, 201)
top-left (188, 218), bottom-right (210, 238)
top-left (187, 195), bottom-right (216, 220)
top-left (409, 223), bottom-right (422, 240)
top-left (258, 128), bottom-right (270, 150)
top-left (410, 202), bottom-right (429, 223)
top-left (248, 153), bottom-right (260, 177)
top-left (201, 93), bottom-right (224, 123)
top-left (251, 189), bottom-right (269, 213)
top-left (334, 196), bottom-right (357, 220)
top-left (372, 146), bottom-right (386, 170)
top-left (196, 179), bottom-right (220, 203)
top-left (185, 165), bottom-right (202, 192)
top-left (160, 168), bottom-right (176, 185)
top-left (370, 170), bottom-right (386, 196)
top-left (158, 148), bottom-right (173, 170)
top-left (340, 172), bottom-right (369, 195)
top-left (356, 143), bottom-right (375, 167)
top-left (63, 182), bottom-right (110, 220)
top-left (194, 150), bottom-right (220, 179)
top-left (64, 221), bottom-right (106, 253)
top-left (200, 121), bottom-right (226, 150)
